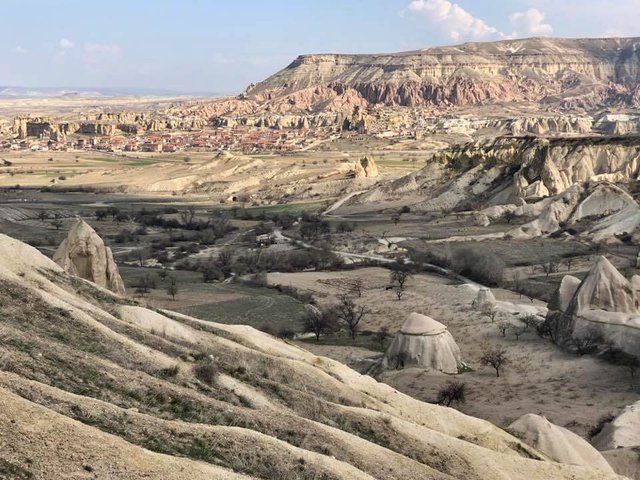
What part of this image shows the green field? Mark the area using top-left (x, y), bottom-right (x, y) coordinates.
top-left (119, 266), bottom-right (308, 333)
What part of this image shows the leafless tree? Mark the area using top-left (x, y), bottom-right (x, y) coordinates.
top-left (570, 328), bottom-right (604, 356)
top-left (166, 276), bottom-right (178, 300)
top-left (564, 257), bottom-right (575, 272)
top-left (498, 322), bottom-right (510, 337)
top-left (179, 206), bottom-right (196, 228)
top-left (302, 306), bottom-right (338, 342)
top-left (542, 260), bottom-right (559, 278)
top-left (480, 346), bottom-right (509, 377)
top-left (436, 381), bottom-right (466, 407)
top-left (335, 294), bottom-right (368, 340)
top-left (349, 278), bottom-right (364, 298)
top-left (512, 326), bottom-right (526, 341)
top-left (389, 259), bottom-right (413, 301)
top-left (375, 325), bottom-right (390, 349)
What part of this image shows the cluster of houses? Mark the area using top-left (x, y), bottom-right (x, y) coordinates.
top-left (0, 125), bottom-right (335, 154)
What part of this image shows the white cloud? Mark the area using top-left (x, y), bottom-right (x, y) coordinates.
top-left (59, 38), bottom-right (75, 49)
top-left (84, 43), bottom-right (122, 55)
top-left (14, 46), bottom-right (27, 54)
top-left (510, 8), bottom-right (553, 36)
top-left (406, 0), bottom-right (502, 40)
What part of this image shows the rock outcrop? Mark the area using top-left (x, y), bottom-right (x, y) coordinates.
top-left (508, 414), bottom-right (615, 473)
top-left (592, 400), bottom-right (640, 450)
top-left (353, 156), bottom-right (378, 178)
top-left (374, 312), bottom-right (463, 374)
top-left (472, 288), bottom-right (496, 312)
top-left (247, 37), bottom-right (640, 111)
top-left (53, 219), bottom-right (125, 295)
top-left (544, 257), bottom-right (640, 356)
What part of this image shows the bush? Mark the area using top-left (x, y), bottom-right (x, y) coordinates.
top-left (588, 413), bottom-right (615, 439)
top-left (436, 381), bottom-right (466, 407)
top-left (194, 360), bottom-right (218, 385)
top-left (451, 247), bottom-right (505, 285)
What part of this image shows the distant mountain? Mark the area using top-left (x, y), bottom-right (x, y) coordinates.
top-left (0, 86), bottom-right (224, 99)
top-left (242, 37), bottom-right (640, 112)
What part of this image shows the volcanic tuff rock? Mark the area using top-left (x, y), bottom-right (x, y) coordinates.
top-left (53, 218), bottom-right (125, 294)
top-left (508, 414), bottom-right (615, 473)
top-left (0, 233), bottom-right (624, 479)
top-left (350, 136), bottom-right (640, 218)
top-left (544, 256), bottom-right (640, 357)
top-left (373, 312), bottom-right (463, 374)
top-left (353, 156), bottom-right (379, 178)
top-left (246, 37), bottom-right (640, 111)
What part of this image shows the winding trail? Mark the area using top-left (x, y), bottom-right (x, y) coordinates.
top-left (322, 190), bottom-right (368, 216)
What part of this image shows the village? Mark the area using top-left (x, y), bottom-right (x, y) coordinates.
top-left (0, 123), bottom-right (340, 154)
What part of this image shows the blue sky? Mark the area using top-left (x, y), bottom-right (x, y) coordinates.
top-left (1, 0), bottom-right (639, 93)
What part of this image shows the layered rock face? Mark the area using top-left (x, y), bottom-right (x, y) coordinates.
top-left (247, 37), bottom-right (640, 110)
top-left (53, 219), bottom-right (125, 295)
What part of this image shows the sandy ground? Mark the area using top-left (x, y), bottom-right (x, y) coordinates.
top-left (271, 267), bottom-right (639, 438)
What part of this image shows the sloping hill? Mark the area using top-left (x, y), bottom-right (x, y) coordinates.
top-left (0, 233), bottom-right (626, 479)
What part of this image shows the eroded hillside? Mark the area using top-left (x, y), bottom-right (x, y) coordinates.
top-left (0, 233), bottom-right (625, 479)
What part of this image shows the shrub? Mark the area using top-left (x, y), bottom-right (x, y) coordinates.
top-left (451, 247), bottom-right (505, 285)
top-left (588, 413), bottom-right (615, 439)
top-left (194, 360), bottom-right (218, 385)
top-left (436, 381), bottom-right (466, 407)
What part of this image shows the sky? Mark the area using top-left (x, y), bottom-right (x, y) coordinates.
top-left (1, 0), bottom-right (639, 94)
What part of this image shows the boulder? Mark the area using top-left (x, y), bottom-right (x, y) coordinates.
top-left (374, 313), bottom-right (463, 374)
top-left (53, 219), bottom-right (126, 295)
top-left (353, 156), bottom-right (378, 178)
top-left (473, 213), bottom-right (491, 227)
top-left (508, 414), bottom-right (615, 473)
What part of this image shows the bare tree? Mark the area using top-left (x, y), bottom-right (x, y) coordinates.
top-left (37, 210), bottom-right (49, 221)
top-left (389, 259), bottom-right (413, 301)
top-left (166, 276), bottom-right (178, 300)
top-left (436, 381), bottom-right (466, 407)
top-left (482, 304), bottom-right (498, 322)
top-left (570, 328), bottom-right (604, 356)
top-left (335, 294), bottom-right (367, 340)
top-left (564, 257), bottom-right (575, 272)
top-left (394, 287), bottom-right (405, 301)
top-left (349, 278), bottom-right (364, 298)
top-left (542, 260), bottom-right (559, 278)
top-left (391, 212), bottom-right (401, 226)
top-left (302, 306), bottom-right (338, 342)
top-left (480, 346), bottom-right (509, 377)
top-left (512, 326), bottom-right (526, 341)
top-left (179, 206), bottom-right (196, 228)
top-left (375, 325), bottom-right (390, 349)
top-left (497, 322), bottom-right (510, 337)
top-left (51, 218), bottom-right (63, 230)
top-left (519, 314), bottom-right (538, 331)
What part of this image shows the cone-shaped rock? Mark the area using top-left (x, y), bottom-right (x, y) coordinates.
top-left (378, 312), bottom-right (463, 374)
top-left (53, 218), bottom-right (126, 295)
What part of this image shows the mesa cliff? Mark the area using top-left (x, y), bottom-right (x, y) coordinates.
top-left (246, 37), bottom-right (640, 111)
